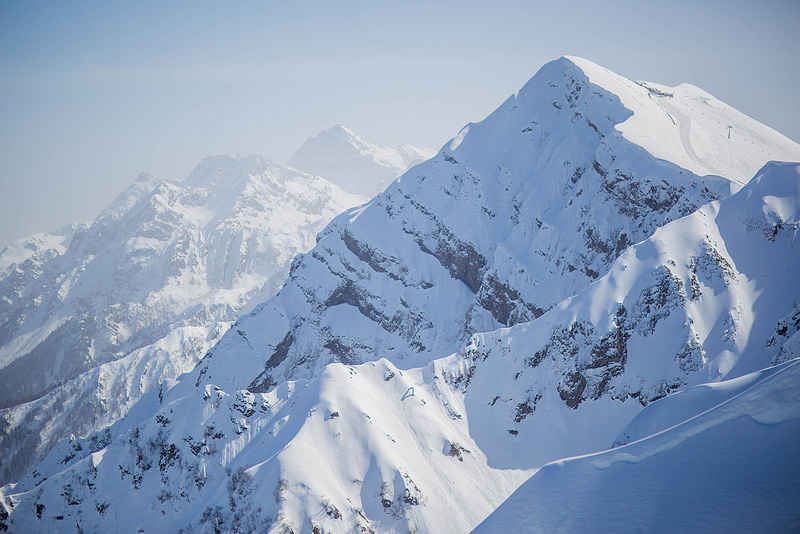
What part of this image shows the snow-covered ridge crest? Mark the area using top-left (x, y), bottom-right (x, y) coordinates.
top-left (3, 58), bottom-right (800, 532)
top-left (452, 160), bottom-right (800, 471)
top-left (565, 56), bottom-right (800, 186)
top-left (474, 358), bottom-right (800, 533)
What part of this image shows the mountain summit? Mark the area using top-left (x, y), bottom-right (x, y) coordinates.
top-left (288, 124), bottom-right (435, 198)
top-left (193, 56), bottom-right (799, 394)
top-left (2, 57), bottom-right (799, 533)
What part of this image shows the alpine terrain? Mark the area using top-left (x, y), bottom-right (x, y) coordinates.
top-left (0, 155), bottom-right (362, 486)
top-left (2, 56), bottom-right (799, 533)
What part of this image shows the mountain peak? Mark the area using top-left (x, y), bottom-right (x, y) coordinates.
top-left (181, 154), bottom-right (271, 188)
top-left (329, 123), bottom-right (357, 137)
top-left (0, 153), bottom-right (360, 486)
top-left (288, 125), bottom-right (434, 198)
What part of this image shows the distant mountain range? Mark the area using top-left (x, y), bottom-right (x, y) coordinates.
top-left (0, 129), bottom-right (430, 487)
top-left (2, 56), bottom-right (799, 533)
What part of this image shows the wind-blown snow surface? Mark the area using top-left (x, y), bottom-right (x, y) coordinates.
top-left (288, 124), bottom-right (435, 199)
top-left (0, 156), bottom-right (359, 485)
top-left (2, 56), bottom-right (799, 532)
top-left (473, 358), bottom-right (800, 533)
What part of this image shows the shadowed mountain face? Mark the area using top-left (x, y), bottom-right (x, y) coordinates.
top-left (2, 57), bottom-right (799, 534)
top-left (474, 357), bottom-right (800, 533)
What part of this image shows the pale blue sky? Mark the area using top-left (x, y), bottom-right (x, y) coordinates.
top-left (1, 0), bottom-right (798, 246)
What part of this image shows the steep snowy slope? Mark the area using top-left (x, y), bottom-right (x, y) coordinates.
top-left (473, 358), bottom-right (800, 533)
top-left (191, 57), bottom-right (800, 396)
top-left (2, 127), bottom-right (798, 533)
top-left (288, 124), bottom-right (435, 199)
top-left (611, 355), bottom-right (796, 448)
top-left (0, 156), bottom-right (359, 485)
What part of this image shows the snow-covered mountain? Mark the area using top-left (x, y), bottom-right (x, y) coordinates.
top-left (288, 124), bottom-right (435, 199)
top-left (2, 56), bottom-right (800, 533)
top-left (448, 160), bottom-right (800, 471)
top-left (189, 56), bottom-right (799, 395)
top-left (0, 156), bottom-right (360, 485)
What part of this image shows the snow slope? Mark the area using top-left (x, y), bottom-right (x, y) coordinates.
top-left (0, 356), bottom-right (532, 533)
top-left (2, 161), bottom-right (798, 533)
top-left (473, 358), bottom-right (800, 533)
top-left (288, 124), bottom-right (435, 199)
top-left (0, 156), bottom-right (359, 485)
top-left (2, 97), bottom-right (799, 534)
top-left (568, 56), bottom-right (800, 187)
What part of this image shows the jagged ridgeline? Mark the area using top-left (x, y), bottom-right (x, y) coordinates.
top-left (2, 57), bottom-right (799, 533)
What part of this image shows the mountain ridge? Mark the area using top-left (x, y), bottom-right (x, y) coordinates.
top-left (474, 357), bottom-right (800, 533)
top-left (2, 159), bottom-right (797, 533)
top-left (191, 56), bottom-right (800, 396)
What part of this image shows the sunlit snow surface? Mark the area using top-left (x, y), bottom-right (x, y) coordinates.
top-left (187, 57), bottom-right (800, 397)
top-left (568, 56), bottom-right (800, 187)
top-left (4, 151), bottom-right (799, 534)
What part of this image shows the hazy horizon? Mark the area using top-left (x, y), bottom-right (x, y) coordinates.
top-left (2, 0), bottom-right (799, 246)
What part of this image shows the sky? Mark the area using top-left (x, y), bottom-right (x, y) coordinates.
top-left (1, 0), bottom-right (799, 246)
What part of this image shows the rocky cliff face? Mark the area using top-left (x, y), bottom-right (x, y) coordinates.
top-left (453, 161), bottom-right (800, 470)
top-left (0, 155), bottom-right (359, 485)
